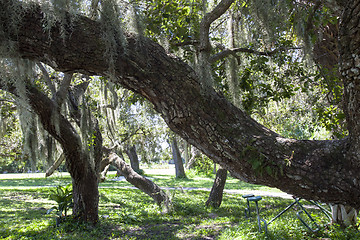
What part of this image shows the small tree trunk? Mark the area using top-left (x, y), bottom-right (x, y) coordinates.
top-left (171, 138), bottom-right (186, 178)
top-left (206, 166), bottom-right (227, 208)
top-left (331, 204), bottom-right (358, 227)
top-left (184, 142), bottom-right (190, 167)
top-left (125, 145), bottom-right (140, 173)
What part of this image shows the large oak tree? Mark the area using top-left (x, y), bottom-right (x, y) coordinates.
top-left (1, 0), bottom-right (360, 224)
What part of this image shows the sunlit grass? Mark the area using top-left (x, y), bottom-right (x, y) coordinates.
top-left (0, 169), bottom-right (278, 193)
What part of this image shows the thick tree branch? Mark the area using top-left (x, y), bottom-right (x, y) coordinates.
top-left (36, 63), bottom-right (73, 107)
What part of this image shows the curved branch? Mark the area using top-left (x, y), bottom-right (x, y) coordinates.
top-left (199, 0), bottom-right (235, 51)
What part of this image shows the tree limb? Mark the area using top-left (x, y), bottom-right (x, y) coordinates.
top-left (199, 0), bottom-right (235, 51)
top-left (55, 73), bottom-right (73, 107)
top-left (210, 46), bottom-right (302, 63)
top-left (37, 62), bottom-right (56, 96)
top-left (45, 153), bottom-right (65, 177)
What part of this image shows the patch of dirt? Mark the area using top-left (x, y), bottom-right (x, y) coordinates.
top-left (114, 221), bottom-right (235, 240)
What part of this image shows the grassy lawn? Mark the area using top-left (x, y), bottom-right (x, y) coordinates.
top-left (0, 169), bottom-right (359, 239)
top-left (0, 168), bottom-right (278, 192)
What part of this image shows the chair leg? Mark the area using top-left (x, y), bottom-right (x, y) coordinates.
top-left (242, 194), bottom-right (254, 218)
top-left (248, 196), bottom-right (268, 234)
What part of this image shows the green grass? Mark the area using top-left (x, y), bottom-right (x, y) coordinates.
top-left (0, 170), bottom-right (360, 239)
top-left (0, 170), bottom-right (277, 192)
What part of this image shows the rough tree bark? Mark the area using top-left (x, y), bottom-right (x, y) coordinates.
top-left (206, 166), bottom-right (228, 208)
top-left (333, 0), bottom-right (360, 225)
top-left (1, 0), bottom-right (360, 210)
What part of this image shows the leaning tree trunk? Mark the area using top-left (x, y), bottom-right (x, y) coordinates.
top-left (125, 145), bottom-right (140, 173)
top-left (45, 153), bottom-right (65, 177)
top-left (2, 81), bottom-right (102, 224)
top-left (171, 137), bottom-right (186, 178)
top-left (206, 166), bottom-right (227, 208)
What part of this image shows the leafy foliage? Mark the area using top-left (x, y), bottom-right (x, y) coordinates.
top-left (48, 184), bottom-right (73, 217)
top-left (141, 0), bottom-right (202, 45)
top-left (190, 155), bottom-right (214, 177)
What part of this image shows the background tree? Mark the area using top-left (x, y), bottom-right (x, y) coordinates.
top-left (206, 165), bottom-right (227, 208)
top-left (169, 135), bottom-right (187, 179)
top-left (0, 92), bottom-right (23, 172)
